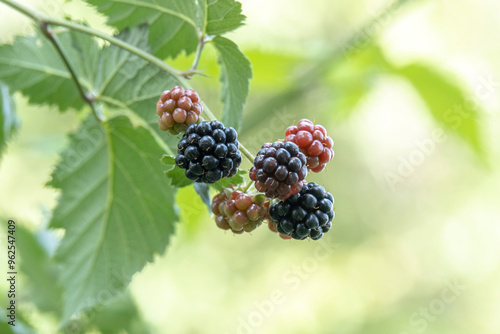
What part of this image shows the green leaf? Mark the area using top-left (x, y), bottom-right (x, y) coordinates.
top-left (161, 154), bottom-right (194, 187)
top-left (87, 0), bottom-right (245, 59)
top-left (0, 82), bottom-right (19, 158)
top-left (398, 64), bottom-right (483, 155)
top-left (49, 115), bottom-right (178, 321)
top-left (0, 34), bottom-right (84, 112)
top-left (165, 165), bottom-right (194, 187)
top-left (160, 154), bottom-right (176, 165)
top-left (16, 225), bottom-right (63, 314)
top-left (212, 36), bottom-right (252, 131)
top-left (206, 0), bottom-right (245, 35)
top-left (210, 169), bottom-right (247, 191)
top-left (162, 154), bottom-right (211, 211)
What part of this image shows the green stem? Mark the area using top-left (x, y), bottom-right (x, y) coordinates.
top-left (180, 35), bottom-right (206, 78)
top-left (0, 0), bottom-right (257, 161)
top-left (241, 180), bottom-right (254, 193)
top-left (238, 144), bottom-right (255, 164)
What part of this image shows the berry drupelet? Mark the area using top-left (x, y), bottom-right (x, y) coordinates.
top-left (269, 182), bottom-right (334, 240)
top-left (175, 121), bottom-right (241, 183)
top-left (249, 141), bottom-right (308, 199)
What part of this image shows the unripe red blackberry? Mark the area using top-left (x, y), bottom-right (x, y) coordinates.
top-left (249, 141), bottom-right (307, 199)
top-left (269, 182), bottom-right (335, 240)
top-left (156, 86), bottom-right (203, 134)
top-left (284, 119), bottom-right (334, 173)
top-left (212, 187), bottom-right (270, 234)
top-left (175, 121), bottom-right (241, 183)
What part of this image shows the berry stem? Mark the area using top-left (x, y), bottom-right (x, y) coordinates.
top-left (180, 34), bottom-right (206, 79)
top-left (241, 180), bottom-right (254, 193)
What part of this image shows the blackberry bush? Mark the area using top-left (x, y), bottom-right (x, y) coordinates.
top-left (157, 86), bottom-right (203, 134)
top-left (175, 121), bottom-right (242, 183)
top-left (269, 182), bottom-right (335, 240)
top-left (211, 187), bottom-right (270, 234)
top-left (285, 119), bottom-right (334, 173)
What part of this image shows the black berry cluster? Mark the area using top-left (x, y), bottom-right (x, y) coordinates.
top-left (249, 141), bottom-right (308, 199)
top-left (157, 86), bottom-right (203, 134)
top-left (211, 188), bottom-right (270, 234)
top-left (269, 182), bottom-right (334, 240)
top-left (175, 121), bottom-right (241, 183)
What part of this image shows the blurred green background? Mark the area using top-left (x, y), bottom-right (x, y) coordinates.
top-left (1, 0), bottom-right (500, 333)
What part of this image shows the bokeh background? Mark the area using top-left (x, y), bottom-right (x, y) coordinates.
top-left (1, 0), bottom-right (500, 333)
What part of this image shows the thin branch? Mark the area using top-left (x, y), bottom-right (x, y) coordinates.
top-left (38, 21), bottom-right (103, 122)
top-left (241, 179), bottom-right (254, 193)
top-left (238, 144), bottom-right (255, 165)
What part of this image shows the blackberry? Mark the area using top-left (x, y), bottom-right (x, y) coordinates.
top-left (284, 119), bottom-right (334, 173)
top-left (156, 86), bottom-right (203, 134)
top-left (249, 141), bottom-right (307, 199)
top-left (269, 182), bottom-right (335, 240)
top-left (211, 187), bottom-right (270, 234)
top-left (175, 121), bottom-right (241, 183)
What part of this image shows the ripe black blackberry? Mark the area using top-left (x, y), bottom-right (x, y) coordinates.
top-left (175, 121), bottom-right (241, 183)
top-left (249, 141), bottom-right (308, 199)
top-left (267, 220), bottom-right (292, 240)
top-left (269, 182), bottom-right (334, 240)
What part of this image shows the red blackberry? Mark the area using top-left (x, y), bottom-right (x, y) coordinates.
top-left (211, 188), bottom-right (270, 234)
top-left (249, 141), bottom-right (308, 199)
top-left (269, 182), bottom-right (335, 240)
top-left (175, 121), bottom-right (241, 183)
top-left (156, 86), bottom-right (203, 134)
top-left (284, 119), bottom-right (334, 173)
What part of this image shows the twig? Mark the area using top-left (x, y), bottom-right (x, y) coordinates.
top-left (241, 180), bottom-right (254, 193)
top-left (180, 35), bottom-right (206, 79)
